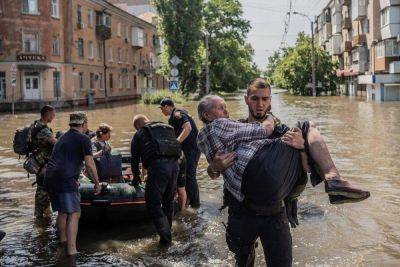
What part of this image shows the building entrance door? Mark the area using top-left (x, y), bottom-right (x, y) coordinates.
top-left (24, 72), bottom-right (40, 100)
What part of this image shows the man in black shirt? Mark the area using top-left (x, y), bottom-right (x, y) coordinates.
top-left (160, 99), bottom-right (201, 208)
top-left (131, 114), bottom-right (180, 246)
top-left (45, 112), bottom-right (100, 256)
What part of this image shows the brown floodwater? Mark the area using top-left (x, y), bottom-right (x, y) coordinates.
top-left (0, 91), bottom-right (399, 266)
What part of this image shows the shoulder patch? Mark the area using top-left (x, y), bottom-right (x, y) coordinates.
top-left (174, 111), bottom-right (182, 119)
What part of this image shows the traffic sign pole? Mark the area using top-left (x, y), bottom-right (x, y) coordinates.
top-left (10, 64), bottom-right (17, 115)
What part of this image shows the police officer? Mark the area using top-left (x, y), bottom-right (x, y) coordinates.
top-left (160, 99), bottom-right (201, 208)
top-left (29, 105), bottom-right (57, 219)
top-left (131, 114), bottom-right (181, 245)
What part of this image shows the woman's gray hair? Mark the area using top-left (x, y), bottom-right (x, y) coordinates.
top-left (197, 95), bottom-right (223, 123)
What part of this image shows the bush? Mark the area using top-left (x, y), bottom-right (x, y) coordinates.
top-left (141, 90), bottom-right (185, 105)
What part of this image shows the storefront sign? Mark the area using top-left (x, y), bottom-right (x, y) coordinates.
top-left (16, 54), bottom-right (46, 62)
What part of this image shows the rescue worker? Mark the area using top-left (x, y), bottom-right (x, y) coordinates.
top-left (131, 114), bottom-right (181, 246)
top-left (45, 112), bottom-right (101, 256)
top-left (29, 105), bottom-right (57, 219)
top-left (159, 99), bottom-right (201, 208)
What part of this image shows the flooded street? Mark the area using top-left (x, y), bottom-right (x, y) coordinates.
top-left (1, 91), bottom-right (400, 266)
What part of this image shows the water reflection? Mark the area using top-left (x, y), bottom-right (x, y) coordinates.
top-left (1, 93), bottom-right (400, 266)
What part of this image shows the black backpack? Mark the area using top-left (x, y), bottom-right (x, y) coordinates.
top-left (13, 125), bottom-right (32, 156)
top-left (13, 121), bottom-right (46, 156)
top-left (142, 122), bottom-right (181, 158)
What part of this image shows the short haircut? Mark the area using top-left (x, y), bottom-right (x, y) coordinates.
top-left (95, 123), bottom-right (113, 138)
top-left (132, 114), bottom-right (149, 130)
top-left (40, 105), bottom-right (55, 117)
top-left (246, 78), bottom-right (271, 95)
top-left (197, 95), bottom-right (223, 123)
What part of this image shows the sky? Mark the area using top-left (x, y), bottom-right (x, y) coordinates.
top-left (240, 0), bottom-right (329, 70)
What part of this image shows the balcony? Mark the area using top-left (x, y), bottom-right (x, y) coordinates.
top-left (333, 13), bottom-right (343, 34)
top-left (132, 27), bottom-right (144, 48)
top-left (380, 0), bottom-right (400, 10)
top-left (380, 6), bottom-right (400, 39)
top-left (351, 46), bottom-right (369, 73)
top-left (324, 23), bottom-right (332, 40)
top-left (352, 0), bottom-right (367, 21)
top-left (96, 25), bottom-right (112, 40)
top-left (341, 0), bottom-right (351, 6)
top-left (343, 41), bottom-right (352, 52)
top-left (329, 34), bottom-right (343, 55)
top-left (352, 34), bottom-right (367, 46)
top-left (390, 61), bottom-right (400, 73)
top-left (333, 3), bottom-right (342, 14)
top-left (343, 17), bottom-right (351, 29)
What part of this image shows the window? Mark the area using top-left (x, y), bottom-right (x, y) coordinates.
top-left (88, 41), bottom-right (94, 58)
top-left (98, 42), bottom-right (103, 60)
top-left (52, 36), bottom-right (60, 55)
top-left (352, 49), bottom-right (359, 62)
top-left (104, 14), bottom-right (111, 27)
top-left (77, 5), bottom-right (82, 28)
top-left (386, 39), bottom-right (400, 57)
top-left (51, 0), bottom-right (59, 18)
top-left (90, 73), bottom-right (94, 89)
top-left (127, 75), bottom-right (131, 89)
top-left (376, 42), bottom-right (384, 58)
top-left (87, 9), bottom-right (93, 27)
top-left (126, 49), bottom-right (129, 64)
top-left (99, 73), bottom-right (104, 89)
top-left (109, 73), bottom-right (113, 89)
top-left (0, 36), bottom-right (4, 53)
top-left (78, 38), bottom-right (84, 58)
top-left (117, 23), bottom-right (121, 37)
top-left (23, 32), bottom-right (39, 53)
top-left (0, 72), bottom-right (6, 100)
top-left (22, 0), bottom-right (38, 14)
top-left (125, 25), bottom-right (129, 40)
top-left (108, 47), bottom-right (113, 62)
top-left (381, 8), bottom-right (389, 26)
top-left (118, 48), bottom-right (122, 63)
top-left (79, 72), bottom-right (84, 90)
top-left (134, 75), bottom-right (137, 89)
top-left (362, 19), bottom-right (369, 34)
top-left (118, 75), bottom-right (122, 89)
top-left (53, 71), bottom-right (61, 99)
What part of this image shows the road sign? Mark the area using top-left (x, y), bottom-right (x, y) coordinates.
top-left (169, 76), bottom-right (179, 82)
top-left (169, 81), bottom-right (179, 91)
top-left (170, 68), bottom-right (179, 77)
top-left (170, 55), bottom-right (182, 66)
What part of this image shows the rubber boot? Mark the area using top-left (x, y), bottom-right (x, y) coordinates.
top-left (153, 216), bottom-right (172, 246)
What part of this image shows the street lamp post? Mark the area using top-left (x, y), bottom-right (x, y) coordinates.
top-left (290, 11), bottom-right (317, 96)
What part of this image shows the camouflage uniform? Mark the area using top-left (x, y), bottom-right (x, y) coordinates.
top-left (30, 121), bottom-right (53, 218)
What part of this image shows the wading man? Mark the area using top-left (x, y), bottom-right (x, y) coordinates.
top-left (131, 115), bottom-right (181, 245)
top-left (160, 98), bottom-right (201, 208)
top-left (29, 105), bottom-right (57, 219)
top-left (197, 91), bottom-right (370, 267)
top-left (45, 112), bottom-right (100, 256)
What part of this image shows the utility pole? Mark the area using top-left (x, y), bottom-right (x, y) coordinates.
top-left (205, 33), bottom-right (210, 94)
top-left (292, 11), bottom-right (317, 96)
top-left (311, 20), bottom-right (316, 97)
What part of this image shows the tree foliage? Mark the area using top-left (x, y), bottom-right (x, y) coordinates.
top-left (268, 32), bottom-right (338, 96)
top-left (204, 0), bottom-right (259, 92)
top-left (152, 0), bottom-right (203, 95)
top-left (153, 0), bottom-right (259, 93)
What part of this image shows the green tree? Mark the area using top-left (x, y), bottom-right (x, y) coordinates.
top-left (152, 0), bottom-right (203, 95)
top-left (203, 0), bottom-right (259, 92)
top-left (271, 32), bottom-right (338, 96)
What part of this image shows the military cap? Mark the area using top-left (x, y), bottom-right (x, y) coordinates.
top-left (69, 111), bottom-right (88, 125)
